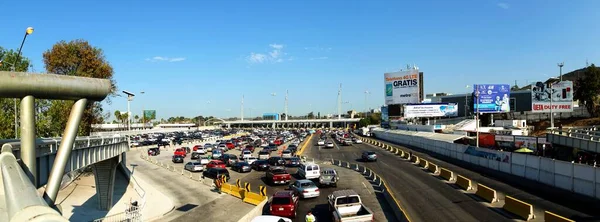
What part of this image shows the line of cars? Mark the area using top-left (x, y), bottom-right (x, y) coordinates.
top-left (316, 130), bottom-right (363, 148)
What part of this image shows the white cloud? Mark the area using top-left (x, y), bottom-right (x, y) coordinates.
top-left (310, 57), bottom-right (329, 60)
top-left (246, 43), bottom-right (288, 64)
top-left (497, 2), bottom-right (509, 9)
top-left (304, 46), bottom-right (332, 52)
top-left (146, 56), bottom-right (186, 62)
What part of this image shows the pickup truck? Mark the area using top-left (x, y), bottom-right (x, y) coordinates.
top-left (265, 166), bottom-right (291, 185)
top-left (328, 190), bottom-right (374, 222)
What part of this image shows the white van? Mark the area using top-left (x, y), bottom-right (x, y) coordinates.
top-left (298, 163), bottom-right (321, 180)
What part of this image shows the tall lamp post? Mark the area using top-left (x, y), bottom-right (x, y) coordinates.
top-left (270, 93), bottom-right (277, 113)
top-left (140, 91), bottom-right (145, 129)
top-left (474, 85), bottom-right (480, 147)
top-left (122, 91), bottom-right (135, 131)
top-left (465, 85), bottom-right (470, 118)
top-left (12, 27), bottom-right (34, 139)
top-left (558, 62), bottom-right (564, 81)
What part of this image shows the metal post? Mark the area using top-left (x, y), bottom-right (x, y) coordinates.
top-left (550, 82), bottom-right (554, 129)
top-left (14, 99), bottom-right (18, 139)
top-left (20, 95), bottom-right (36, 185)
top-left (475, 85), bottom-right (480, 147)
top-left (127, 96), bottom-right (132, 131)
top-left (44, 98), bottom-right (88, 205)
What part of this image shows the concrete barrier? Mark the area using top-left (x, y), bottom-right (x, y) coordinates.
top-left (503, 196), bottom-right (534, 220)
top-left (237, 198), bottom-right (268, 222)
top-left (544, 211), bottom-right (575, 222)
top-left (243, 191), bottom-right (266, 205)
top-left (474, 183), bottom-right (498, 203)
top-left (427, 163), bottom-right (438, 174)
top-left (455, 175), bottom-right (473, 191)
top-left (419, 159), bottom-right (428, 168)
top-left (439, 168), bottom-right (455, 181)
top-left (410, 155), bottom-right (419, 164)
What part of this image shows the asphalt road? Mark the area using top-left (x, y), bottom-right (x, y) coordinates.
top-left (147, 136), bottom-right (389, 222)
top-left (302, 133), bottom-right (511, 222)
top-left (127, 149), bottom-right (255, 222)
top-left (364, 134), bottom-right (600, 221)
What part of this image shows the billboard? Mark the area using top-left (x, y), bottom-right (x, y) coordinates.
top-left (384, 69), bottom-right (421, 105)
top-left (381, 106), bottom-right (389, 128)
top-left (531, 81), bottom-right (573, 113)
top-left (473, 84), bottom-right (511, 113)
top-left (404, 103), bottom-right (458, 118)
top-left (143, 110), bottom-right (156, 120)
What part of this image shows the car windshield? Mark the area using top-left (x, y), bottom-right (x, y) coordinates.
top-left (291, 158), bottom-right (300, 161)
top-left (336, 196), bottom-right (360, 205)
top-left (366, 152), bottom-right (376, 155)
top-left (300, 182), bottom-right (314, 188)
top-left (271, 197), bottom-right (291, 205)
top-left (192, 162), bottom-right (201, 166)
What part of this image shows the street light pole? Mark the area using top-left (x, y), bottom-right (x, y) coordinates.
top-left (474, 85), bottom-right (480, 147)
top-left (12, 27), bottom-right (34, 139)
top-left (140, 91), bottom-right (145, 130)
top-left (465, 85), bottom-right (470, 118)
top-left (558, 62), bottom-right (564, 82)
top-left (127, 96), bottom-right (132, 131)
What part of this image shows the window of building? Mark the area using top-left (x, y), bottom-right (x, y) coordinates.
top-left (510, 98), bottom-right (516, 111)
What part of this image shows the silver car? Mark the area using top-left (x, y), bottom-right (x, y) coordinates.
top-left (288, 179), bottom-right (320, 198)
top-left (184, 162), bottom-right (204, 172)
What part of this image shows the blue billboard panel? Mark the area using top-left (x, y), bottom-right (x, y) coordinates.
top-left (381, 106), bottom-right (389, 128)
top-left (473, 84), bottom-right (510, 113)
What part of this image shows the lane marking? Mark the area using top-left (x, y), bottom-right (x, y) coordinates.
top-left (296, 134), bottom-right (314, 156)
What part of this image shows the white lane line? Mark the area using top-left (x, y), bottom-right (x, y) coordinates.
top-left (362, 182), bottom-right (371, 194)
top-left (332, 141), bottom-right (341, 150)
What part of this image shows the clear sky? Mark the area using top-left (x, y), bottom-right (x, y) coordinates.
top-left (1, 0), bottom-right (599, 120)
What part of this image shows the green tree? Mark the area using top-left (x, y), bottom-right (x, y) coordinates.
top-left (43, 39), bottom-right (116, 136)
top-left (134, 115), bottom-right (139, 123)
top-left (307, 112), bottom-right (314, 119)
top-left (358, 118), bottom-right (371, 127)
top-left (574, 64), bottom-right (600, 117)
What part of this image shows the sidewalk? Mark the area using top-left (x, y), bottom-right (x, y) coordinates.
top-left (54, 171), bottom-right (138, 221)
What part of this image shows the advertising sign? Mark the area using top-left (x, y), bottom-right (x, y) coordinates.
top-left (514, 136), bottom-right (537, 150)
top-left (495, 135), bottom-right (514, 142)
top-left (464, 146), bottom-right (510, 162)
top-left (381, 106), bottom-right (389, 128)
top-left (143, 110), bottom-right (156, 120)
top-left (473, 84), bottom-right (511, 113)
top-left (531, 81), bottom-right (573, 113)
top-left (404, 103), bottom-right (458, 118)
top-left (384, 69), bottom-right (420, 105)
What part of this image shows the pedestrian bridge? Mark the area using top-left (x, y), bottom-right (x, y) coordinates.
top-left (0, 135), bottom-right (129, 222)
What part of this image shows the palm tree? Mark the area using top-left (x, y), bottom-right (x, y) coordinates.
top-left (134, 115), bottom-right (140, 123)
top-left (114, 111), bottom-right (121, 130)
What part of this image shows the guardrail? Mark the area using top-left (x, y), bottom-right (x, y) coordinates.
top-left (356, 134), bottom-right (578, 221)
top-left (370, 128), bottom-right (600, 201)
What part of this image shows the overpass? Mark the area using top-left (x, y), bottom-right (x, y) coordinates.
top-left (0, 71), bottom-right (126, 222)
top-left (222, 118), bottom-right (361, 128)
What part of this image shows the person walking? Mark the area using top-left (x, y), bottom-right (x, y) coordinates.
top-left (305, 210), bottom-right (316, 222)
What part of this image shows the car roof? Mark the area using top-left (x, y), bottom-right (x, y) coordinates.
top-left (296, 179), bottom-right (313, 183)
top-left (273, 191), bottom-right (294, 197)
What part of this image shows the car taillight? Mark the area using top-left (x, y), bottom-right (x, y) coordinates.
top-left (303, 190), bottom-right (309, 193)
top-left (315, 189), bottom-right (319, 192)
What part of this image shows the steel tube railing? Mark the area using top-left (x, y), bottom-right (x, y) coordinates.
top-left (1, 144), bottom-right (68, 222)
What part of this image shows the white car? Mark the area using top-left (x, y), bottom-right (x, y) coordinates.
top-left (244, 157), bottom-right (258, 165)
top-left (326, 142), bottom-right (334, 148)
top-left (240, 150), bottom-right (252, 159)
top-left (354, 139), bottom-right (363, 144)
top-left (184, 162), bottom-right (204, 172)
top-left (199, 157), bottom-right (210, 165)
top-left (281, 150), bottom-right (293, 158)
top-left (261, 142), bottom-right (269, 148)
top-left (195, 148), bottom-right (206, 155)
top-left (317, 140), bottom-right (325, 146)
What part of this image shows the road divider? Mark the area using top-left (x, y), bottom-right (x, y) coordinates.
top-left (241, 182), bottom-right (266, 206)
top-left (439, 168), bottom-right (455, 181)
top-left (455, 175), bottom-right (473, 191)
top-left (418, 159), bottom-right (428, 168)
top-left (544, 211), bottom-right (575, 222)
top-left (427, 163), bottom-right (438, 174)
top-left (503, 196), bottom-right (535, 220)
top-left (410, 155), bottom-right (419, 164)
top-left (474, 183), bottom-right (498, 203)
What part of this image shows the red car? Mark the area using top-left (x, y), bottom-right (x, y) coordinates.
top-left (192, 145), bottom-right (203, 151)
top-left (269, 191), bottom-right (299, 218)
top-left (206, 160), bottom-right (226, 169)
top-left (174, 148), bottom-right (186, 157)
top-left (266, 166), bottom-right (291, 185)
top-left (274, 140), bottom-right (283, 146)
top-left (225, 142), bottom-right (235, 150)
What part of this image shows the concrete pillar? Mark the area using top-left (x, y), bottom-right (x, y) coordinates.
top-left (92, 156), bottom-right (120, 211)
top-left (329, 121), bottom-right (333, 128)
top-left (272, 122), bottom-right (276, 129)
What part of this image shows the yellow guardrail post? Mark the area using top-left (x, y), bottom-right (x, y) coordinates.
top-left (419, 159), bottom-right (428, 168)
top-left (260, 186), bottom-right (267, 197)
top-left (474, 183), bottom-right (498, 203)
top-left (544, 211), bottom-right (574, 222)
top-left (439, 168), bottom-right (455, 181)
top-left (236, 179), bottom-right (241, 188)
top-left (427, 163), bottom-right (438, 174)
top-left (455, 175), bottom-right (473, 191)
top-left (503, 196), bottom-right (534, 220)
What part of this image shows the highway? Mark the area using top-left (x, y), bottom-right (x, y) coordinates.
top-left (145, 135), bottom-right (390, 221)
top-left (302, 132), bottom-right (510, 222)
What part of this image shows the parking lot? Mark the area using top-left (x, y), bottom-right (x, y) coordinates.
top-left (142, 134), bottom-right (389, 221)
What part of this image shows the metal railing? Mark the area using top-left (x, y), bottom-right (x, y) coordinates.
top-left (92, 206), bottom-right (142, 222)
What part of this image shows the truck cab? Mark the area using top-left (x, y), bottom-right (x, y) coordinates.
top-left (328, 189), bottom-right (374, 222)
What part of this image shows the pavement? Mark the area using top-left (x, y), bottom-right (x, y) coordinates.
top-left (364, 134), bottom-right (600, 221)
top-left (144, 134), bottom-right (390, 221)
top-left (304, 133), bottom-right (511, 222)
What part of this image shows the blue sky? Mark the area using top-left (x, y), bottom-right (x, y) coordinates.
top-left (1, 0), bottom-right (599, 120)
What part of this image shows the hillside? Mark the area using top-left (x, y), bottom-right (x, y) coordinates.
top-left (530, 117), bottom-right (600, 136)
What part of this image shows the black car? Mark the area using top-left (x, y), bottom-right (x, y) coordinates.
top-left (148, 148), bottom-right (160, 156)
top-left (172, 155), bottom-right (185, 163)
top-left (285, 157), bottom-right (301, 167)
top-left (231, 162), bottom-right (252, 173)
top-left (191, 152), bottom-right (200, 159)
top-left (251, 160), bottom-right (270, 171)
top-left (287, 144), bottom-right (298, 152)
top-left (267, 144), bottom-right (278, 152)
top-left (203, 168), bottom-right (230, 181)
top-left (268, 156), bottom-right (286, 166)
